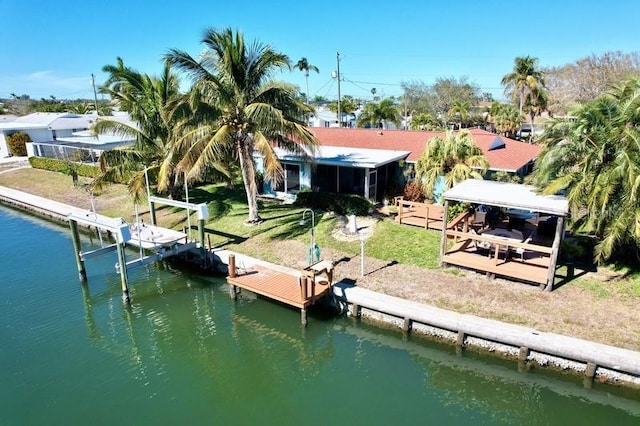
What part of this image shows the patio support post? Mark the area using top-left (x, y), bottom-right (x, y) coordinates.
top-left (545, 215), bottom-right (565, 291)
top-left (439, 200), bottom-right (450, 266)
top-left (363, 168), bottom-right (370, 199)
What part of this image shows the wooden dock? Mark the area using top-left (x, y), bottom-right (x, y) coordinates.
top-left (226, 255), bottom-right (334, 326)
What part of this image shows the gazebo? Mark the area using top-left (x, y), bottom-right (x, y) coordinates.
top-left (439, 180), bottom-right (569, 290)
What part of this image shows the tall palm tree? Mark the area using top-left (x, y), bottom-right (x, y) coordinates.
top-left (448, 100), bottom-right (472, 130)
top-left (414, 129), bottom-right (489, 199)
top-left (523, 88), bottom-right (549, 141)
top-left (93, 58), bottom-right (190, 202)
top-left (165, 27), bottom-right (318, 223)
top-left (356, 98), bottom-right (400, 129)
top-left (294, 57), bottom-right (319, 104)
top-left (501, 56), bottom-right (546, 113)
top-left (534, 77), bottom-right (640, 262)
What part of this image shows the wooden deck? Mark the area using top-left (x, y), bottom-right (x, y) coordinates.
top-left (226, 258), bottom-right (335, 326)
top-left (442, 233), bottom-right (553, 285)
top-left (395, 198), bottom-right (446, 230)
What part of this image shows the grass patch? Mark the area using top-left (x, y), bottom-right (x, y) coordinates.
top-left (364, 220), bottom-right (442, 269)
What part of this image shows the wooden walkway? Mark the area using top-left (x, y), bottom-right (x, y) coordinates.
top-left (226, 256), bottom-right (334, 325)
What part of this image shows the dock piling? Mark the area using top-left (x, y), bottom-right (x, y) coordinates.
top-left (229, 254), bottom-right (237, 278)
top-left (300, 276), bottom-right (308, 300)
top-left (115, 240), bottom-right (130, 304)
top-left (69, 220), bottom-right (87, 281)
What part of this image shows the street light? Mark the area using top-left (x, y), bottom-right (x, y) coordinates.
top-left (299, 209), bottom-right (318, 265)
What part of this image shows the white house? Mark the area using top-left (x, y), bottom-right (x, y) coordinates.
top-left (0, 111), bottom-right (136, 162)
top-left (0, 112), bottom-right (98, 157)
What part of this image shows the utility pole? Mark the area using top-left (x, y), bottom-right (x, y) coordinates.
top-left (336, 52), bottom-right (341, 127)
top-left (91, 73), bottom-right (99, 115)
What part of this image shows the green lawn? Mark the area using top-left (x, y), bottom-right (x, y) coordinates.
top-left (184, 183), bottom-right (443, 269)
top-left (2, 169), bottom-right (639, 298)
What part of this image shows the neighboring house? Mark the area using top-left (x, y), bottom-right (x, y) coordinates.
top-left (0, 112), bottom-right (97, 157)
top-left (260, 127), bottom-right (541, 201)
top-left (308, 106), bottom-right (357, 128)
top-left (0, 111), bottom-right (135, 162)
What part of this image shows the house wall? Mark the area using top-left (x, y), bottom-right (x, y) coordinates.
top-left (258, 158), bottom-right (312, 200)
top-left (0, 133), bottom-right (7, 157)
top-left (23, 129), bottom-right (52, 142)
top-left (1, 129), bottom-right (51, 156)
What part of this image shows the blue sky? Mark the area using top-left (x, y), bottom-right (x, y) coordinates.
top-left (1, 0), bottom-right (639, 102)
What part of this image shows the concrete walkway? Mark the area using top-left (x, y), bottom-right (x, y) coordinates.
top-left (0, 185), bottom-right (117, 224)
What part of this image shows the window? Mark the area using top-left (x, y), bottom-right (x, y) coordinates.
top-left (274, 163), bottom-right (300, 193)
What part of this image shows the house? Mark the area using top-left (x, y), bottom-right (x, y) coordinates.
top-left (0, 111), bottom-right (135, 162)
top-left (260, 127), bottom-right (541, 201)
top-left (0, 112), bottom-right (97, 157)
top-left (308, 107), bottom-right (356, 128)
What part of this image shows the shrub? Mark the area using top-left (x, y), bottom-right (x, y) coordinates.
top-left (402, 181), bottom-right (426, 202)
top-left (447, 201), bottom-right (471, 221)
top-left (294, 190), bottom-right (372, 215)
top-left (29, 157), bottom-right (100, 178)
top-left (6, 132), bottom-right (31, 156)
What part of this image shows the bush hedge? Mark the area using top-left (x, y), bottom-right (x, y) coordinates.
top-left (29, 157), bottom-right (100, 178)
top-left (294, 190), bottom-right (372, 215)
top-left (6, 132), bottom-right (30, 156)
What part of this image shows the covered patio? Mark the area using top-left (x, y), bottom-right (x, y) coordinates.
top-left (439, 180), bottom-right (569, 290)
top-left (264, 145), bottom-right (410, 201)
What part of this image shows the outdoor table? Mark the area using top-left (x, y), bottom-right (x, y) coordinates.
top-left (480, 228), bottom-right (524, 263)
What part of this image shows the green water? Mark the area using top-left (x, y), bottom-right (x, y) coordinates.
top-left (0, 206), bottom-right (638, 425)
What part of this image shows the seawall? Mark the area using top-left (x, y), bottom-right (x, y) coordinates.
top-left (2, 185), bottom-right (640, 388)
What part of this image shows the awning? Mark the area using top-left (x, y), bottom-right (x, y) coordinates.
top-left (442, 179), bottom-right (569, 216)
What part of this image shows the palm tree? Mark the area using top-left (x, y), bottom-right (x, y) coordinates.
top-left (356, 98), bottom-right (400, 129)
top-left (501, 56), bottom-right (546, 113)
top-left (491, 104), bottom-right (523, 137)
top-left (414, 129), bottom-right (489, 199)
top-left (523, 88), bottom-right (549, 141)
top-left (165, 27), bottom-right (319, 223)
top-left (327, 95), bottom-right (358, 126)
top-left (294, 57), bottom-right (319, 104)
top-left (534, 77), bottom-right (640, 263)
top-left (448, 100), bottom-right (472, 130)
top-left (409, 113), bottom-right (437, 130)
top-left (93, 58), bottom-right (190, 202)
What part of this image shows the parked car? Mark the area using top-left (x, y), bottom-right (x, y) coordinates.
top-left (516, 124), bottom-right (543, 141)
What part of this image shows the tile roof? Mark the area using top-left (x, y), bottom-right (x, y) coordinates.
top-left (309, 127), bottom-right (541, 172)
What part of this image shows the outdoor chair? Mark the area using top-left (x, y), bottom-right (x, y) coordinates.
top-left (515, 236), bottom-right (533, 261)
top-left (470, 229), bottom-right (491, 256)
top-left (470, 211), bottom-right (487, 231)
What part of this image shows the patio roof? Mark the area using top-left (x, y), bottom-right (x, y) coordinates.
top-left (443, 179), bottom-right (569, 216)
top-left (274, 145), bottom-right (410, 169)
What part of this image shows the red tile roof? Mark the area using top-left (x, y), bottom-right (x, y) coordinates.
top-left (309, 127), bottom-right (541, 172)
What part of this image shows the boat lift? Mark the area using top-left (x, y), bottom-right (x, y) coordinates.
top-left (67, 197), bottom-right (208, 304)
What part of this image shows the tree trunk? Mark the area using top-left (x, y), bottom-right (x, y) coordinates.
top-left (237, 137), bottom-right (260, 223)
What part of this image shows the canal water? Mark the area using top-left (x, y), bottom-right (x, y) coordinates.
top-left (1, 206), bottom-right (639, 425)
